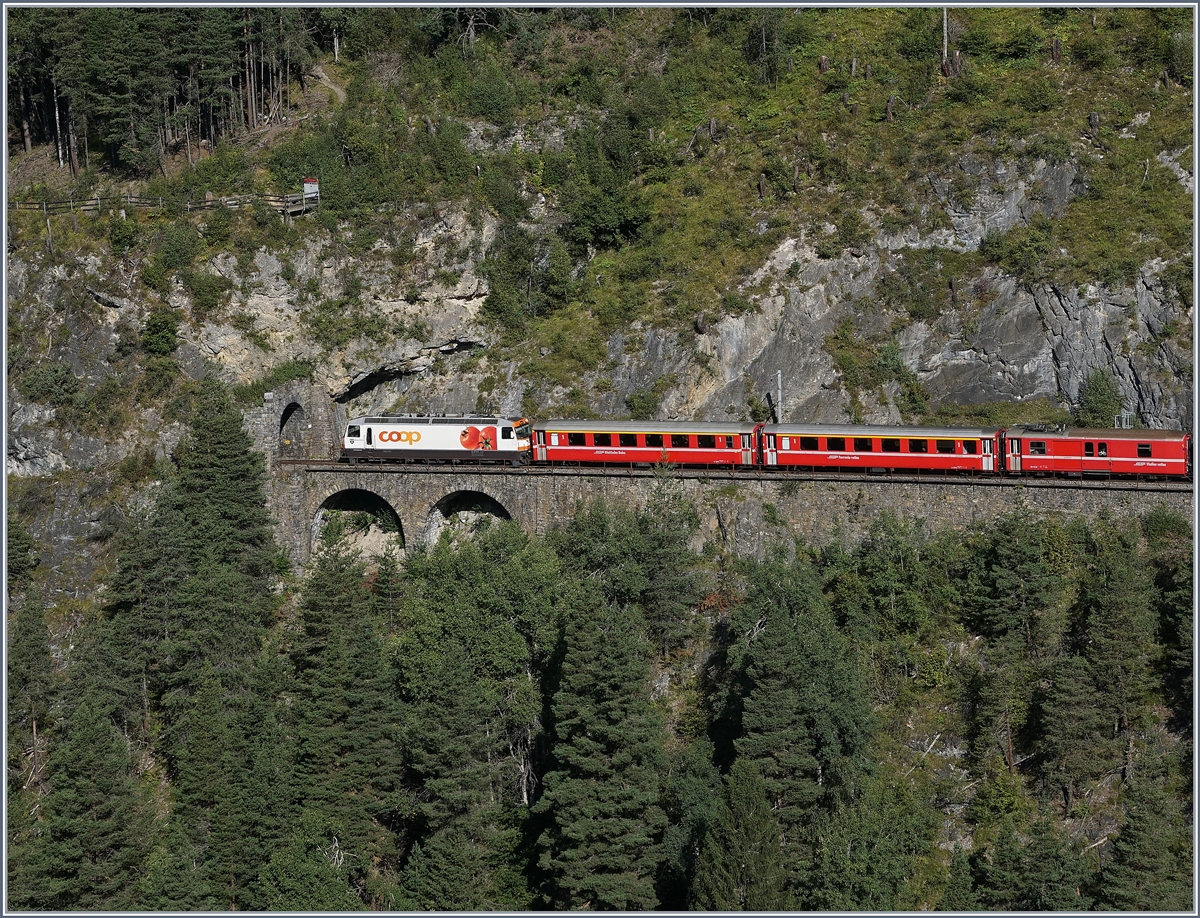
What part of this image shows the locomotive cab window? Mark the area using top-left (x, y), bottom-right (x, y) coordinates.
top-left (800, 436), bottom-right (818, 450)
top-left (908, 439), bottom-right (928, 453)
top-left (646, 433), bottom-right (664, 448)
top-left (593, 433), bottom-right (612, 446)
top-left (963, 440), bottom-right (978, 455)
top-left (502, 426), bottom-right (514, 440)
top-left (697, 435), bottom-right (716, 448)
top-left (936, 439), bottom-right (955, 454)
top-left (567, 432), bottom-right (586, 446)
top-left (1028, 441), bottom-right (1047, 455)
top-left (619, 433), bottom-right (638, 447)
top-left (347, 425), bottom-right (360, 439)
top-left (671, 434), bottom-right (691, 448)
top-left (854, 437), bottom-right (873, 452)
top-left (881, 438), bottom-right (900, 452)
top-left (827, 437), bottom-right (846, 450)
top-left (1137, 443), bottom-right (1152, 458)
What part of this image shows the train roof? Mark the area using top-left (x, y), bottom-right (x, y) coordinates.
top-left (1007, 425), bottom-right (1189, 440)
top-left (533, 419), bottom-right (759, 434)
top-left (346, 415), bottom-right (517, 426)
top-left (763, 423), bottom-right (1002, 438)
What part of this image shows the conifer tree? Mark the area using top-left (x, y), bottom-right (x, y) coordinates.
top-left (690, 758), bottom-right (790, 910)
top-left (976, 816), bottom-right (1026, 910)
top-left (730, 562), bottom-right (871, 892)
top-left (936, 847), bottom-right (981, 911)
top-left (15, 686), bottom-right (153, 910)
top-left (1022, 817), bottom-right (1093, 910)
top-left (534, 602), bottom-right (667, 909)
top-left (1096, 779), bottom-right (1192, 911)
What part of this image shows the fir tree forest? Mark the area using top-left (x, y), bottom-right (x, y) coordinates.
top-left (5, 375), bottom-right (1194, 910)
top-left (4, 5), bottom-right (1195, 913)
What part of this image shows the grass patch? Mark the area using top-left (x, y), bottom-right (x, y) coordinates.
top-left (232, 359), bottom-right (316, 406)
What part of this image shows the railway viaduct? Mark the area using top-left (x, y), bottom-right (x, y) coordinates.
top-left (245, 381), bottom-right (1193, 570)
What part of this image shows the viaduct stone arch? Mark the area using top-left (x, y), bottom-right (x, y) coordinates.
top-left (313, 487), bottom-right (406, 553)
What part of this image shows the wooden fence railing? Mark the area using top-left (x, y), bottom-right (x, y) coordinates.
top-left (8, 190), bottom-right (319, 217)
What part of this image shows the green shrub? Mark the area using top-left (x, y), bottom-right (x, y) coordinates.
top-left (141, 308), bottom-right (179, 357)
top-left (183, 270), bottom-right (233, 317)
top-left (20, 362), bottom-right (79, 405)
top-left (158, 221), bottom-right (201, 271)
top-left (1076, 368), bottom-right (1122, 427)
top-left (108, 216), bottom-right (139, 252)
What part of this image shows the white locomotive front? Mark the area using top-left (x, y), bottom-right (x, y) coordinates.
top-left (342, 415), bottom-right (531, 464)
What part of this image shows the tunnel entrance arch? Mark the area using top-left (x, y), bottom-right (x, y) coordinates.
top-left (312, 488), bottom-right (405, 556)
top-left (280, 402), bottom-right (308, 459)
top-left (420, 489), bottom-right (513, 547)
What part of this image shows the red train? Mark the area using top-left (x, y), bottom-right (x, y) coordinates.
top-left (342, 415), bottom-right (1191, 479)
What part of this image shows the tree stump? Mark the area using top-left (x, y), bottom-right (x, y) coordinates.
top-left (886, 96), bottom-right (895, 123)
top-left (758, 173), bottom-right (768, 200)
top-left (864, 63), bottom-right (872, 79)
top-left (1051, 37), bottom-right (1062, 65)
top-left (851, 103), bottom-right (859, 117)
top-left (1089, 112), bottom-right (1100, 136)
top-left (818, 55), bottom-right (829, 74)
top-left (850, 57), bottom-right (857, 77)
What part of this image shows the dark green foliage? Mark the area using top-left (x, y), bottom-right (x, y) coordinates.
top-left (257, 810), bottom-right (366, 911)
top-left (658, 737), bottom-right (722, 909)
top-left (6, 507), bottom-right (40, 591)
top-left (534, 602), bottom-right (667, 909)
top-left (978, 214), bottom-right (1054, 283)
top-left (937, 847), bottom-right (981, 911)
top-left (722, 557), bottom-right (873, 893)
top-left (547, 489), bottom-right (701, 653)
top-left (18, 361), bottom-right (79, 406)
top-left (12, 687), bottom-right (153, 910)
top-left (231, 358), bottom-right (315, 406)
top-left (140, 306), bottom-right (179, 357)
top-left (1096, 779), bottom-right (1193, 911)
top-left (1076, 368), bottom-right (1123, 427)
top-left (807, 774), bottom-right (939, 910)
top-left (690, 758), bottom-right (790, 910)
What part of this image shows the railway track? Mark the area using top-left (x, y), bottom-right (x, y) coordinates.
top-left (277, 459), bottom-right (1194, 492)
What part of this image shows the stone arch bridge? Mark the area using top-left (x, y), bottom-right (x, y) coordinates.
top-left (244, 382), bottom-right (1192, 570)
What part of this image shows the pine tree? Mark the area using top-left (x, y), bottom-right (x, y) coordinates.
top-left (1022, 817), bottom-right (1093, 910)
top-left (16, 685), bottom-right (153, 910)
top-left (289, 538), bottom-right (403, 905)
top-left (936, 847), bottom-right (981, 911)
top-left (534, 602), bottom-right (667, 909)
top-left (690, 758), bottom-right (790, 910)
top-left (807, 773), bottom-right (938, 910)
top-left (976, 816), bottom-right (1027, 910)
top-left (658, 737), bottom-right (722, 909)
top-left (731, 570), bottom-right (872, 892)
top-left (1096, 780), bottom-right (1192, 911)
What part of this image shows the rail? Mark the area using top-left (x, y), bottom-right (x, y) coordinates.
top-left (276, 459), bottom-right (1193, 492)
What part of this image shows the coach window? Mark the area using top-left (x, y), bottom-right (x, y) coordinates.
top-left (567, 432), bottom-right (586, 446)
top-left (854, 437), bottom-right (873, 452)
top-left (697, 434), bottom-right (716, 448)
top-left (827, 437), bottom-right (846, 450)
top-left (1098, 442), bottom-right (1107, 457)
top-left (1137, 443), bottom-right (1152, 458)
top-left (799, 436), bottom-right (818, 450)
top-left (1028, 441), bottom-right (1047, 455)
top-left (671, 434), bottom-right (691, 448)
top-left (347, 425), bottom-right (360, 439)
top-left (646, 433), bottom-right (663, 448)
top-left (881, 438), bottom-right (900, 452)
top-left (619, 433), bottom-right (638, 447)
top-left (594, 433), bottom-right (612, 446)
top-left (963, 440), bottom-right (978, 455)
top-left (908, 439), bottom-right (928, 453)
top-left (935, 439), bottom-right (955, 454)
top-left (1084, 442), bottom-right (1094, 457)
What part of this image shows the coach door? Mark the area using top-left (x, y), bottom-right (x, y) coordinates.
top-left (763, 432), bottom-right (778, 466)
top-left (366, 427), bottom-right (374, 449)
top-left (741, 432), bottom-right (755, 465)
top-left (534, 430), bottom-right (548, 462)
top-left (982, 438), bottom-right (994, 472)
top-left (1007, 436), bottom-right (1021, 472)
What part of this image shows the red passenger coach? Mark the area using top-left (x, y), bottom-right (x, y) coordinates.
top-left (762, 424), bottom-right (1001, 473)
top-left (1004, 425), bottom-right (1191, 477)
top-left (532, 420), bottom-right (759, 467)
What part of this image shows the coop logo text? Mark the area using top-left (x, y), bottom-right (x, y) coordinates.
top-left (378, 430), bottom-right (421, 443)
